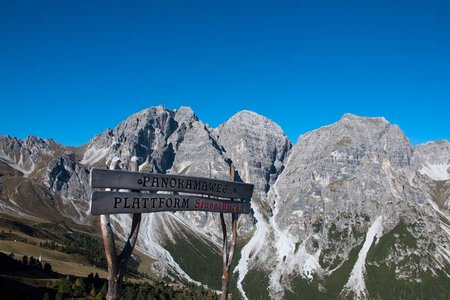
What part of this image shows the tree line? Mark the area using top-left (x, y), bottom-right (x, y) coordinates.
top-left (0, 252), bottom-right (218, 299)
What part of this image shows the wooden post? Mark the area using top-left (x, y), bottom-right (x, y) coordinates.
top-left (100, 158), bottom-right (142, 300)
top-left (221, 164), bottom-right (238, 300)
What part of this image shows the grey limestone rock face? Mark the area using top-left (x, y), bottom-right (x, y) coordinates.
top-left (413, 140), bottom-right (450, 181)
top-left (215, 111), bottom-right (292, 237)
top-left (44, 153), bottom-right (91, 220)
top-left (0, 135), bottom-right (63, 177)
top-left (169, 117), bottom-right (230, 237)
top-left (81, 106), bottom-right (179, 173)
top-left (273, 114), bottom-right (413, 233)
top-left (410, 141), bottom-right (450, 254)
top-left (414, 140), bottom-right (450, 164)
top-left (0, 135), bottom-right (86, 222)
top-left (215, 110), bottom-right (292, 195)
top-left (263, 114), bottom-right (450, 299)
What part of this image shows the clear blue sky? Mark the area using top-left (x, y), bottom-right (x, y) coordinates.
top-left (1, 0), bottom-right (449, 146)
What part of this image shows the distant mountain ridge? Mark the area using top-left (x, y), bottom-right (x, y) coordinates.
top-left (0, 106), bottom-right (449, 299)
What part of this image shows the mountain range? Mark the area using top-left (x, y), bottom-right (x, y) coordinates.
top-left (0, 106), bottom-right (449, 299)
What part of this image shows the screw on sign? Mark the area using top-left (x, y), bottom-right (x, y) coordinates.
top-left (90, 162), bottom-right (254, 300)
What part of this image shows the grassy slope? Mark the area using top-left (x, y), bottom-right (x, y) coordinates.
top-left (283, 243), bottom-right (362, 300)
top-left (241, 267), bottom-right (271, 300)
top-left (0, 215), bottom-right (156, 279)
top-left (0, 240), bottom-right (108, 278)
top-left (366, 221), bottom-right (450, 299)
top-left (164, 228), bottom-right (222, 290)
top-left (282, 221), bottom-right (450, 300)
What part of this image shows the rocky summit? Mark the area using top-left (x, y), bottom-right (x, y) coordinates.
top-left (0, 106), bottom-right (449, 299)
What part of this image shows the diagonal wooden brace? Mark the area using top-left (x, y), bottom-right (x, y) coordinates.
top-left (100, 158), bottom-right (142, 300)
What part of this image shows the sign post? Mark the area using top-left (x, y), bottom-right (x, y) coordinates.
top-left (220, 164), bottom-right (238, 300)
top-left (90, 160), bottom-right (254, 300)
top-left (98, 158), bottom-right (142, 300)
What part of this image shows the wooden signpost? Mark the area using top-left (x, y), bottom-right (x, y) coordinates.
top-left (91, 168), bottom-right (253, 199)
top-left (91, 191), bottom-right (251, 214)
top-left (90, 160), bottom-right (254, 300)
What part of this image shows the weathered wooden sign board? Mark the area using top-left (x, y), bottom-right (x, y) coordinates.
top-left (90, 168), bottom-right (253, 215)
top-left (91, 191), bottom-right (251, 214)
top-left (91, 168), bottom-right (253, 199)
top-left (90, 165), bottom-right (254, 300)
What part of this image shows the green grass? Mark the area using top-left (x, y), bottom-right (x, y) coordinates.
top-left (322, 244), bottom-right (362, 298)
top-left (367, 221), bottom-right (416, 264)
top-left (135, 250), bottom-right (157, 276)
top-left (366, 221), bottom-right (450, 299)
top-left (0, 240), bottom-right (109, 278)
top-left (163, 229), bottom-right (222, 290)
top-left (284, 277), bottom-right (322, 300)
top-left (366, 260), bottom-right (450, 299)
top-left (241, 268), bottom-right (271, 300)
top-left (0, 216), bottom-right (156, 279)
top-left (284, 243), bottom-right (363, 300)
top-left (319, 223), bottom-right (349, 270)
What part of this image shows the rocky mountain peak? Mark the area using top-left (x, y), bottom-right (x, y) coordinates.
top-left (0, 134), bottom-right (63, 177)
top-left (413, 140), bottom-right (450, 182)
top-left (300, 114), bottom-right (412, 169)
top-left (81, 106), bottom-right (179, 171)
top-left (119, 105), bottom-right (176, 132)
top-left (415, 140), bottom-right (450, 162)
top-left (215, 110), bottom-right (291, 194)
top-left (174, 106), bottom-right (198, 124)
top-left (224, 110), bottom-right (286, 136)
top-left (23, 135), bottom-right (60, 151)
top-left (340, 112), bottom-right (388, 124)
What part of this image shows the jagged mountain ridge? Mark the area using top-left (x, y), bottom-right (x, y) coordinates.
top-left (0, 106), bottom-right (449, 299)
top-left (263, 114), bottom-right (450, 299)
